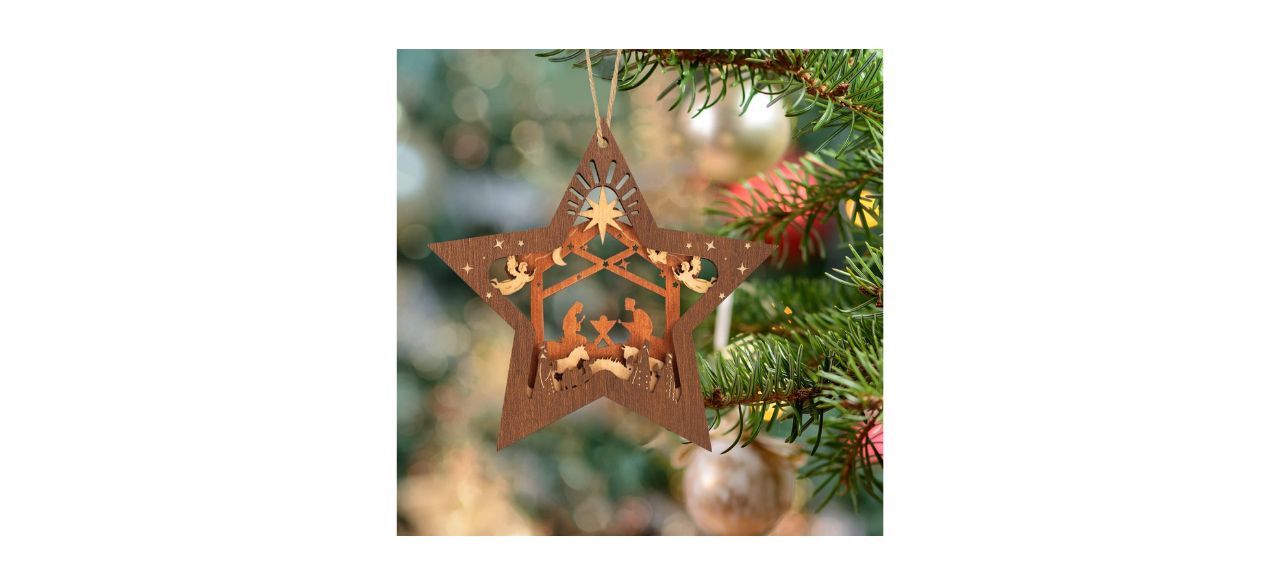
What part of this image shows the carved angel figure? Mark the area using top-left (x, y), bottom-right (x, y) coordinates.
top-left (490, 255), bottom-right (534, 295)
top-left (673, 256), bottom-right (717, 293)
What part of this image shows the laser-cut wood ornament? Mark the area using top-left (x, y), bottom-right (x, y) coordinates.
top-left (429, 123), bottom-right (775, 450)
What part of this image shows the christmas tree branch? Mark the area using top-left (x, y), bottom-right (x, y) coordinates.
top-left (708, 150), bottom-right (882, 263)
top-left (697, 245), bottom-right (884, 507)
top-left (537, 49), bottom-right (883, 154)
top-left (699, 245), bottom-right (881, 400)
top-left (705, 387), bottom-right (820, 409)
top-left (806, 358), bottom-right (884, 509)
top-left (733, 274), bottom-right (863, 322)
top-left (645, 50), bottom-right (882, 122)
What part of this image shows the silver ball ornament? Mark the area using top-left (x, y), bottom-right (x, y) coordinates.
top-left (673, 435), bottom-right (804, 535)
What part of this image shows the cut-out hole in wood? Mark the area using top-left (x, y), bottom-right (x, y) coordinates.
top-left (540, 250), bottom-right (596, 291)
top-left (672, 255), bottom-right (717, 294)
top-left (627, 256), bottom-right (666, 288)
top-left (485, 254), bottom-right (533, 314)
top-left (541, 273), bottom-right (666, 349)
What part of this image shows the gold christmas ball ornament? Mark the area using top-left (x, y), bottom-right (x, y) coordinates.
top-left (672, 434), bottom-right (805, 535)
top-left (678, 94), bottom-right (792, 184)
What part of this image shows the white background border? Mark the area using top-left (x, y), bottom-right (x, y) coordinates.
top-left (2, 1), bottom-right (1277, 582)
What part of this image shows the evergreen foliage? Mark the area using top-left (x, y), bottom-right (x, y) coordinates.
top-left (543, 49), bottom-right (885, 510)
top-left (701, 245), bottom-right (883, 508)
top-left (710, 150), bottom-right (882, 264)
top-left (538, 49), bottom-right (883, 155)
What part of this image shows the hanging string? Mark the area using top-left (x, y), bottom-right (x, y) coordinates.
top-left (584, 48), bottom-right (622, 147)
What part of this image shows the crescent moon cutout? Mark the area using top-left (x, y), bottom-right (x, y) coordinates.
top-left (552, 247), bottom-right (567, 266)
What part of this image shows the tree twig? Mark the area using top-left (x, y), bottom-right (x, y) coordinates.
top-left (651, 49), bottom-right (883, 121)
top-left (705, 387), bottom-right (820, 409)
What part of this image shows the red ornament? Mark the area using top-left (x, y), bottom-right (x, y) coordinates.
top-left (720, 154), bottom-right (834, 266)
top-left (863, 423), bottom-right (884, 462)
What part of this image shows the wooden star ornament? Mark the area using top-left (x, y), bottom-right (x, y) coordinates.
top-left (428, 123), bottom-right (775, 450)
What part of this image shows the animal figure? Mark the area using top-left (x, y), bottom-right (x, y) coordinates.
top-left (554, 345), bottom-right (590, 373)
top-left (551, 346), bottom-right (593, 392)
top-left (490, 255), bottom-right (534, 295)
top-left (622, 344), bottom-right (665, 391)
top-left (645, 248), bottom-right (668, 265)
top-left (673, 256), bottom-right (716, 293)
top-left (622, 345), bottom-right (665, 372)
top-left (560, 363), bottom-right (588, 391)
top-left (588, 358), bottom-right (631, 380)
top-left (628, 343), bottom-right (654, 392)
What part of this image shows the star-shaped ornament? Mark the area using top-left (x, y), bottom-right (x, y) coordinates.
top-left (428, 124), bottom-right (775, 450)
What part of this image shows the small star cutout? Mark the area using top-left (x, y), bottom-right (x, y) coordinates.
top-left (462, 263), bottom-right (473, 274)
top-left (685, 242), bottom-right (692, 249)
top-left (718, 293), bottom-right (725, 299)
top-left (618, 259), bottom-right (629, 269)
top-left (517, 240), bottom-right (525, 247)
top-left (485, 292), bottom-right (493, 299)
top-left (494, 239), bottom-right (504, 249)
top-left (737, 263), bottom-right (747, 274)
top-left (705, 241), bottom-right (716, 250)
top-left (745, 242), bottom-right (752, 249)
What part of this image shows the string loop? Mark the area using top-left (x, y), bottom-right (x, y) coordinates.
top-left (584, 48), bottom-right (622, 148)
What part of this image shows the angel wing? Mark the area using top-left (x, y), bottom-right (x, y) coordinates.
top-left (646, 248), bottom-right (668, 265)
top-left (690, 256), bottom-right (702, 275)
top-left (505, 255), bottom-right (518, 277)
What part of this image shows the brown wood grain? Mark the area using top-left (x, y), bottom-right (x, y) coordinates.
top-left (428, 123), bottom-right (775, 450)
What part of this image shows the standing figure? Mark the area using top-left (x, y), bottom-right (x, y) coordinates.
top-left (535, 343), bottom-right (557, 395)
top-left (629, 342), bottom-right (653, 391)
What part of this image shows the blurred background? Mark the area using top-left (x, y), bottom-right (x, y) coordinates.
top-left (397, 49), bottom-right (879, 535)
